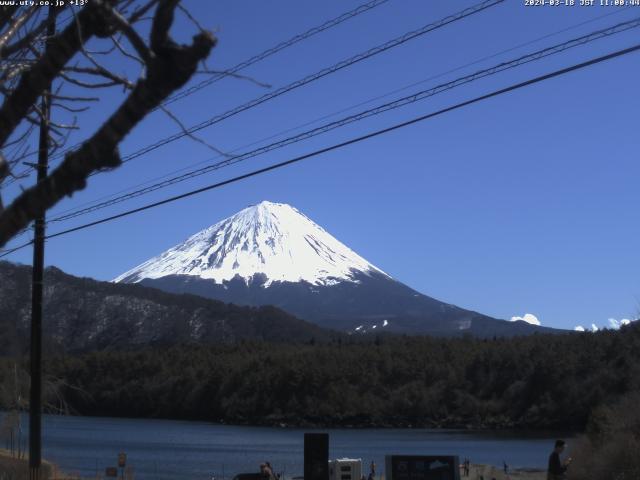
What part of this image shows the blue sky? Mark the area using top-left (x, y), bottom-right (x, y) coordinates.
top-left (3, 0), bottom-right (640, 330)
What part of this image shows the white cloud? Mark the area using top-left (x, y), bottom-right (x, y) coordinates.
top-left (510, 313), bottom-right (541, 326)
top-left (608, 318), bottom-right (632, 330)
top-left (575, 318), bottom-right (635, 332)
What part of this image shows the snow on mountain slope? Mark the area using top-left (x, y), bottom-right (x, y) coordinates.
top-left (114, 201), bottom-right (388, 287)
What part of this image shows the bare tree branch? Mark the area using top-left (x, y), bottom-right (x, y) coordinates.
top-left (128, 0), bottom-right (160, 24)
top-left (50, 93), bottom-right (100, 102)
top-left (111, 33), bottom-right (145, 65)
top-left (51, 102), bottom-right (90, 113)
top-left (150, 0), bottom-right (177, 51)
top-left (84, 41), bottom-right (118, 55)
top-left (2, 123), bottom-right (34, 151)
top-left (177, 3), bottom-right (206, 34)
top-left (0, 153), bottom-right (8, 184)
top-left (59, 70), bottom-right (130, 89)
top-left (0, 59), bottom-right (35, 82)
top-left (0, 8), bottom-right (58, 60)
top-left (65, 64), bottom-right (134, 89)
top-left (0, 0), bottom-right (116, 147)
top-left (0, 0), bottom-right (216, 247)
top-left (49, 119), bottom-right (76, 156)
top-left (159, 104), bottom-right (230, 158)
top-left (49, 119), bottom-right (79, 131)
top-left (108, 7), bottom-right (152, 63)
top-left (0, 6), bottom-right (20, 32)
top-left (0, 6), bottom-right (37, 53)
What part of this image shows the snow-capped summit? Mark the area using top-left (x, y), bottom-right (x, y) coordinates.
top-left (114, 201), bottom-right (388, 287)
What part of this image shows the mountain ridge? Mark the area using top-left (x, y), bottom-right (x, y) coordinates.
top-left (0, 261), bottom-right (337, 355)
top-left (115, 201), bottom-right (561, 337)
top-left (139, 271), bottom-right (559, 337)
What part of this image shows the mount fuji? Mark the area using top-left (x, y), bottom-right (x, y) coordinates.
top-left (115, 201), bottom-right (385, 288)
top-left (115, 201), bottom-right (552, 337)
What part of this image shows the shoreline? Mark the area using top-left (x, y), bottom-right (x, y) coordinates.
top-left (1, 450), bottom-right (548, 480)
top-left (0, 413), bottom-right (562, 478)
top-left (16, 409), bottom-right (578, 433)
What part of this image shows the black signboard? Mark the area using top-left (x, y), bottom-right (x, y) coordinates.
top-left (304, 433), bottom-right (329, 480)
top-left (385, 455), bottom-right (460, 480)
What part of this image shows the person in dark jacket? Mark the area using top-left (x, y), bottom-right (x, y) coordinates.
top-left (547, 440), bottom-right (571, 480)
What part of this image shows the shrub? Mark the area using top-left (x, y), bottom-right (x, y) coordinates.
top-left (568, 392), bottom-right (640, 480)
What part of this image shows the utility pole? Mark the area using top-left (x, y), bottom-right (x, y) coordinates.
top-left (29, 7), bottom-right (55, 480)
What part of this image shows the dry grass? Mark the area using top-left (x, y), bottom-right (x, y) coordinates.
top-left (567, 392), bottom-right (640, 480)
top-left (0, 449), bottom-right (51, 480)
top-left (467, 464), bottom-right (546, 480)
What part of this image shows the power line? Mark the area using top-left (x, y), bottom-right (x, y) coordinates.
top-left (47, 17), bottom-right (640, 224)
top-left (7, 0), bottom-right (504, 190)
top-left (3, 41), bottom-right (637, 256)
top-left (2, 0), bottom-right (391, 185)
top-left (46, 5), bottom-right (635, 222)
top-left (2, 0), bottom-right (506, 244)
top-left (0, 239), bottom-right (34, 259)
top-left (30, 42), bottom-right (639, 246)
top-left (160, 0), bottom-right (392, 109)
top-left (114, 0), bottom-right (503, 167)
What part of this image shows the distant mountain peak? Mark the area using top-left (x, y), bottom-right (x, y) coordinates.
top-left (114, 201), bottom-right (388, 287)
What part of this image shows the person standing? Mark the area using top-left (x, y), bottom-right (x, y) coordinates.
top-left (547, 440), bottom-right (571, 480)
top-left (265, 462), bottom-right (277, 480)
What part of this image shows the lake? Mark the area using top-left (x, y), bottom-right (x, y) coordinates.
top-left (1, 413), bottom-right (570, 479)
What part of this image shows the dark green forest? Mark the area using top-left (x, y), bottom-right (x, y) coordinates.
top-left (3, 323), bottom-right (639, 430)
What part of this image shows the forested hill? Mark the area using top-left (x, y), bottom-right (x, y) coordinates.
top-left (4, 321), bottom-right (636, 430)
top-left (0, 261), bottom-right (336, 355)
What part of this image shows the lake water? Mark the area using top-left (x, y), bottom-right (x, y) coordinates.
top-left (1, 413), bottom-right (570, 479)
